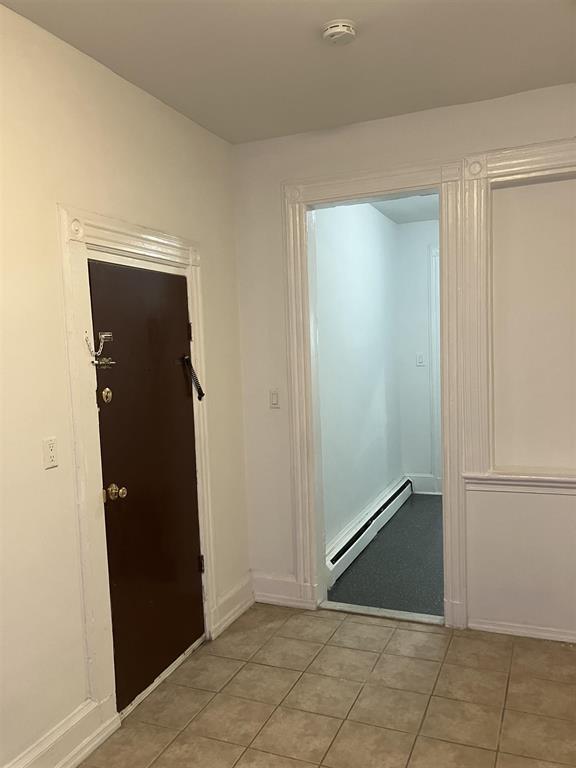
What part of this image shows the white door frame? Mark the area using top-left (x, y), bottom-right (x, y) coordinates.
top-left (282, 138), bottom-right (576, 629)
top-left (282, 160), bottom-right (467, 627)
top-left (59, 207), bottom-right (216, 719)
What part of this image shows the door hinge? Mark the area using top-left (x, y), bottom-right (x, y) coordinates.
top-left (188, 322), bottom-right (193, 342)
top-left (198, 554), bottom-right (205, 574)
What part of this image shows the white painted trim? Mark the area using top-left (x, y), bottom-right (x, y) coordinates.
top-left (320, 601), bottom-right (445, 626)
top-left (326, 478), bottom-right (412, 586)
top-left (283, 161), bottom-right (467, 629)
top-left (3, 700), bottom-right (120, 768)
top-left (461, 139), bottom-right (576, 479)
top-left (55, 207), bottom-right (219, 767)
top-left (428, 245), bottom-right (442, 494)
top-left (253, 572), bottom-right (317, 609)
top-left (463, 472), bottom-right (576, 494)
top-left (469, 619), bottom-right (576, 645)
top-left (119, 635), bottom-right (205, 720)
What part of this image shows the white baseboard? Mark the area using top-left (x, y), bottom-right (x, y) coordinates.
top-left (407, 473), bottom-right (443, 494)
top-left (444, 598), bottom-right (467, 629)
top-left (468, 618), bottom-right (576, 644)
top-left (3, 699), bottom-right (120, 768)
top-left (326, 477), bottom-right (412, 587)
top-left (209, 573), bottom-right (254, 638)
top-left (252, 571), bottom-right (317, 609)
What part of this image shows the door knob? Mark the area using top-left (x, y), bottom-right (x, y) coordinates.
top-left (106, 483), bottom-right (128, 501)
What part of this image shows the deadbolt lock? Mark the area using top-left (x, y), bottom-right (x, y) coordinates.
top-left (106, 483), bottom-right (128, 501)
top-left (102, 387), bottom-right (113, 404)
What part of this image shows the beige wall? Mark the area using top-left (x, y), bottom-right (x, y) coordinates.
top-left (233, 85), bottom-right (576, 624)
top-left (0, 7), bottom-right (249, 765)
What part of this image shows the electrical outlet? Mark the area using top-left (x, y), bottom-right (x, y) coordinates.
top-left (42, 437), bottom-right (58, 469)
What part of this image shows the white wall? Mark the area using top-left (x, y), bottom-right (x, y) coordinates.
top-left (0, 8), bottom-right (250, 767)
top-left (233, 84), bottom-right (576, 627)
top-left (492, 177), bottom-right (576, 472)
top-left (396, 220), bottom-right (441, 491)
top-left (313, 204), bottom-right (402, 550)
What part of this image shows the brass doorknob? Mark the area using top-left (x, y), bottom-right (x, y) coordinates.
top-left (106, 484), bottom-right (127, 501)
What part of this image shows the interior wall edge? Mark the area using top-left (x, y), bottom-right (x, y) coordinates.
top-left (209, 573), bottom-right (255, 638)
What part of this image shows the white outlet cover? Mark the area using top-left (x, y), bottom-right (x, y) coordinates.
top-left (42, 437), bottom-right (58, 469)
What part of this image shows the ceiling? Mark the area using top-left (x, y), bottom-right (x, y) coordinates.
top-left (372, 193), bottom-right (439, 224)
top-left (5, 0), bottom-right (576, 143)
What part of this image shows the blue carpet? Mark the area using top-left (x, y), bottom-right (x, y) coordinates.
top-left (328, 494), bottom-right (444, 616)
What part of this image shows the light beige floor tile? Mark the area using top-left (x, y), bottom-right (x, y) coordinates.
top-left (497, 755), bottom-right (564, 768)
top-left (222, 663), bottom-right (300, 704)
top-left (302, 609), bottom-right (349, 621)
top-left (329, 621), bottom-right (394, 653)
top-left (236, 749), bottom-right (317, 767)
top-left (169, 654), bottom-right (243, 692)
top-left (185, 694), bottom-right (274, 746)
top-left (453, 629), bottom-right (514, 646)
top-left (396, 622), bottom-right (451, 636)
top-left (434, 663), bottom-right (508, 706)
top-left (232, 605), bottom-right (294, 634)
top-left (150, 733), bottom-right (243, 768)
top-left (511, 641), bottom-right (576, 684)
top-left (308, 645), bottom-right (378, 682)
top-left (408, 736), bottom-right (496, 767)
top-left (276, 614), bottom-right (340, 643)
top-left (251, 706), bottom-right (341, 763)
top-left (128, 683), bottom-right (213, 730)
top-left (201, 625), bottom-right (271, 661)
top-left (507, 674), bottom-right (576, 720)
top-left (386, 629), bottom-right (449, 661)
top-left (421, 696), bottom-right (502, 749)
top-left (370, 654), bottom-right (440, 694)
top-left (344, 614), bottom-right (398, 629)
top-left (323, 720), bottom-right (415, 768)
top-left (283, 672), bottom-right (361, 718)
top-left (83, 721), bottom-right (177, 768)
top-left (500, 709), bottom-right (576, 765)
top-left (445, 637), bottom-right (512, 672)
top-left (348, 684), bottom-right (428, 733)
top-left (252, 636), bottom-right (322, 671)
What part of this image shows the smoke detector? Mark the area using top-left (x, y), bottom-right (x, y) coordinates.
top-left (322, 19), bottom-right (357, 45)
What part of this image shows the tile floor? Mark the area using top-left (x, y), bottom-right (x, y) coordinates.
top-left (83, 603), bottom-right (576, 768)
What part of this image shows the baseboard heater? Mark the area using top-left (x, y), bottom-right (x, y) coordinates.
top-left (330, 478), bottom-right (413, 565)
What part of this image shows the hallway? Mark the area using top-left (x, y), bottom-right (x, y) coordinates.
top-left (82, 603), bottom-right (576, 767)
top-left (328, 495), bottom-right (444, 616)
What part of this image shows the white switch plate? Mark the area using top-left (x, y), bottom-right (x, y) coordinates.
top-left (269, 389), bottom-right (280, 409)
top-left (416, 354), bottom-right (426, 367)
top-left (42, 437), bottom-right (58, 469)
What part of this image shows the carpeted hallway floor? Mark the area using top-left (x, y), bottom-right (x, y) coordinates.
top-left (328, 494), bottom-right (444, 616)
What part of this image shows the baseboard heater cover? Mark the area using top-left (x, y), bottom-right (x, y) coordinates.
top-left (330, 478), bottom-right (413, 565)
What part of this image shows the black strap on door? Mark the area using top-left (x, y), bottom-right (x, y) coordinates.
top-left (183, 355), bottom-right (205, 401)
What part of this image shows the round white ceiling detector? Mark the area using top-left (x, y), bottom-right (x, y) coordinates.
top-left (322, 19), bottom-right (357, 45)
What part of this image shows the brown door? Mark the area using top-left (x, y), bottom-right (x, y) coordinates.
top-left (88, 260), bottom-right (205, 711)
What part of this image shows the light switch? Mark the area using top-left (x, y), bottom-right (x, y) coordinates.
top-left (269, 389), bottom-right (280, 409)
top-left (42, 437), bottom-right (58, 469)
top-left (416, 354), bottom-right (426, 367)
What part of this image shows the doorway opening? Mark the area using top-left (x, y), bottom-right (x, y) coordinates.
top-left (308, 190), bottom-right (443, 620)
